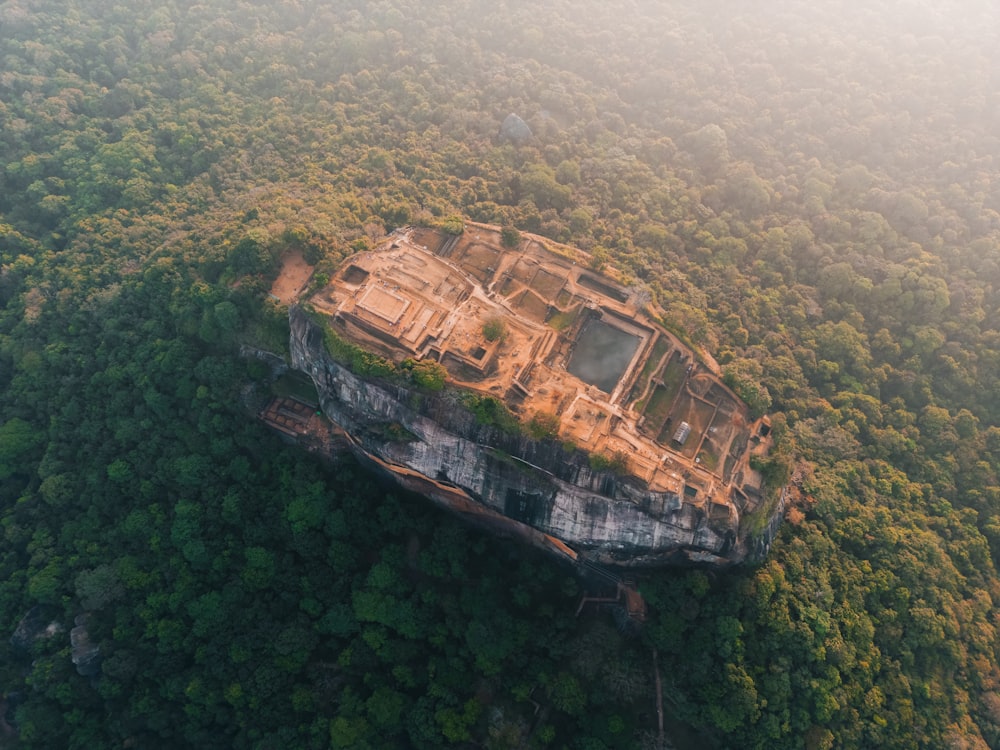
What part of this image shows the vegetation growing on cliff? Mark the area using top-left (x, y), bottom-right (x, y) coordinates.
top-left (401, 358), bottom-right (448, 392)
top-left (0, 0), bottom-right (999, 748)
top-left (459, 393), bottom-right (523, 434)
top-left (308, 309), bottom-right (399, 379)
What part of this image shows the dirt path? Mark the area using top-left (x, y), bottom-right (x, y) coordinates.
top-left (270, 250), bottom-right (315, 304)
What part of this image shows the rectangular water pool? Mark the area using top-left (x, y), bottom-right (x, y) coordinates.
top-left (567, 318), bottom-right (641, 393)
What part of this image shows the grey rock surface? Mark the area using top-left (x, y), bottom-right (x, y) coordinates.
top-left (10, 607), bottom-right (61, 651)
top-left (499, 113), bottom-right (532, 144)
top-left (289, 306), bottom-right (783, 566)
top-left (70, 614), bottom-right (101, 677)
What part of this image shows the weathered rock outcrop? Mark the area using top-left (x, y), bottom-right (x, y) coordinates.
top-left (70, 614), bottom-right (101, 677)
top-left (289, 306), bottom-right (783, 567)
top-left (9, 606), bottom-right (61, 651)
top-left (499, 112), bottom-right (532, 144)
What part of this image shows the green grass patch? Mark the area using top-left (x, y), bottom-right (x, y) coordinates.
top-left (642, 385), bottom-right (674, 428)
top-left (660, 353), bottom-right (687, 402)
top-left (696, 448), bottom-right (719, 472)
top-left (546, 305), bottom-right (581, 331)
top-left (628, 336), bottom-right (672, 405)
top-left (640, 337), bottom-right (672, 383)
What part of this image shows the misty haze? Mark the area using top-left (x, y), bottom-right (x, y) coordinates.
top-left (0, 1), bottom-right (998, 748)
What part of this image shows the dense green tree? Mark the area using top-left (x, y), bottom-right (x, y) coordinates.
top-left (0, 0), bottom-right (998, 747)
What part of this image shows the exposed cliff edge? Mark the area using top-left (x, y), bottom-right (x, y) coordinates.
top-left (289, 305), bottom-right (784, 567)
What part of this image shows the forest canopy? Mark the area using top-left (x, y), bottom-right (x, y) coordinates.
top-left (1, 0), bottom-right (1000, 748)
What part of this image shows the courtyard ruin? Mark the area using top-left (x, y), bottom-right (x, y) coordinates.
top-left (306, 222), bottom-right (772, 515)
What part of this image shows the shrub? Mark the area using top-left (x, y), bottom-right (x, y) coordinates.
top-left (482, 316), bottom-right (507, 342)
top-left (588, 450), bottom-right (629, 475)
top-left (500, 226), bottom-right (521, 248)
top-left (403, 358), bottom-right (447, 391)
top-left (441, 216), bottom-right (465, 235)
top-left (461, 393), bottom-right (521, 433)
top-left (527, 411), bottom-right (561, 440)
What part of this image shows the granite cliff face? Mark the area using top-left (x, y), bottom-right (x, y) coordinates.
top-left (289, 305), bottom-right (783, 567)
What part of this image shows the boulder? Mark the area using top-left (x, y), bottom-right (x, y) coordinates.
top-left (70, 614), bottom-right (101, 677)
top-left (10, 606), bottom-right (61, 651)
top-left (499, 113), bottom-right (532, 144)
